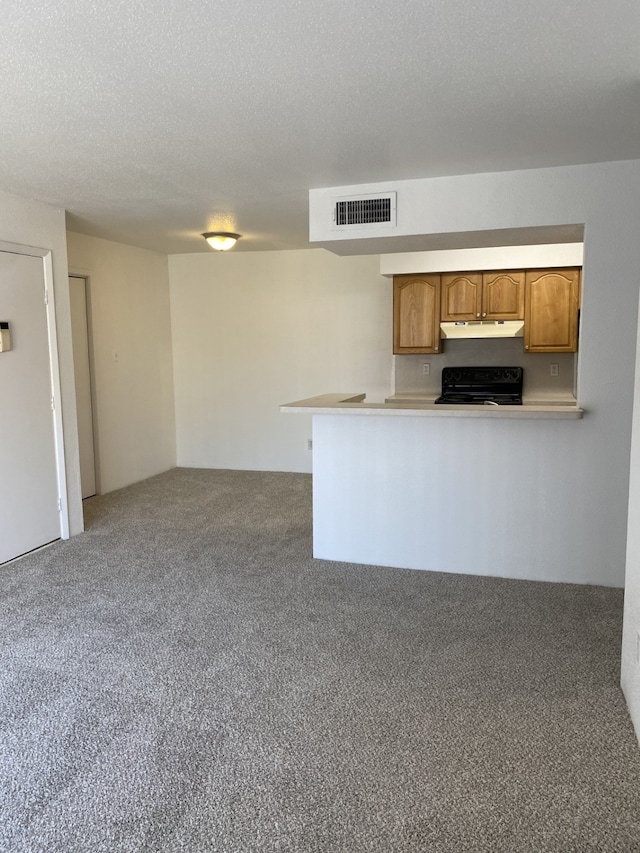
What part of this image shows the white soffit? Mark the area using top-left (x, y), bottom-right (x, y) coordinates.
top-left (379, 243), bottom-right (585, 276)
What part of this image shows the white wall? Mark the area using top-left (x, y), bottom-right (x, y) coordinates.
top-left (67, 232), bottom-right (176, 493)
top-left (0, 189), bottom-right (82, 537)
top-left (168, 250), bottom-right (390, 473)
top-left (313, 411), bottom-right (601, 582)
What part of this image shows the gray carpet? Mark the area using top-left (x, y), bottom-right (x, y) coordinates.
top-left (1, 467), bottom-right (639, 852)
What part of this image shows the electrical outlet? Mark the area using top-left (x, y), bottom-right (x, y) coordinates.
top-left (422, 363), bottom-right (430, 375)
top-left (307, 439), bottom-right (312, 451)
top-left (550, 363), bottom-right (559, 376)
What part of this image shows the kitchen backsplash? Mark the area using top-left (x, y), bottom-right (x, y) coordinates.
top-left (394, 338), bottom-right (576, 397)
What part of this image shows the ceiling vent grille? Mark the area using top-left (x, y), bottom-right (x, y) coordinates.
top-left (332, 192), bottom-right (396, 229)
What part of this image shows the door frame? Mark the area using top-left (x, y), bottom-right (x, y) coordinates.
top-left (0, 239), bottom-right (70, 540)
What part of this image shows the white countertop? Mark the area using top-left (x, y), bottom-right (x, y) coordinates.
top-left (386, 391), bottom-right (579, 406)
top-left (280, 393), bottom-right (584, 419)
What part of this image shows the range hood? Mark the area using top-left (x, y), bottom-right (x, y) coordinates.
top-left (440, 320), bottom-right (524, 340)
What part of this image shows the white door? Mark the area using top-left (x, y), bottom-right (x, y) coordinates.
top-left (0, 251), bottom-right (61, 563)
top-left (69, 276), bottom-right (96, 498)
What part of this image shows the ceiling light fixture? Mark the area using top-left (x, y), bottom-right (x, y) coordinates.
top-left (202, 232), bottom-right (241, 251)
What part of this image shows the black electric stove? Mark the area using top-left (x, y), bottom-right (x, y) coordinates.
top-left (435, 366), bottom-right (523, 405)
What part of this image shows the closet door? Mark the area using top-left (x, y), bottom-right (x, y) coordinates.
top-left (0, 251), bottom-right (60, 563)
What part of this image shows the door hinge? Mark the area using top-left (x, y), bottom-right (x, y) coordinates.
top-left (43, 287), bottom-right (49, 305)
top-left (50, 395), bottom-right (55, 411)
top-left (57, 497), bottom-right (62, 512)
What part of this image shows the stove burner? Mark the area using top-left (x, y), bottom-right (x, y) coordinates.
top-left (435, 366), bottom-right (523, 405)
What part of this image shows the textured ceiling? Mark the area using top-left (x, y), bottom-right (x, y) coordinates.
top-left (1, 0), bottom-right (639, 254)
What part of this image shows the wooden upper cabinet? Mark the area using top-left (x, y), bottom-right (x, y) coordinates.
top-left (441, 271), bottom-right (524, 321)
top-left (393, 274), bottom-right (442, 354)
top-left (441, 273), bottom-right (481, 320)
top-left (482, 271), bottom-right (525, 320)
top-left (392, 265), bottom-right (581, 355)
top-left (524, 268), bottom-right (581, 353)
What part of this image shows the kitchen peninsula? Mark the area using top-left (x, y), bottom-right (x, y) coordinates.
top-left (281, 392), bottom-right (583, 419)
top-left (281, 392), bottom-right (585, 584)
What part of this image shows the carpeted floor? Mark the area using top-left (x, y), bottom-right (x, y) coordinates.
top-left (1, 467), bottom-right (639, 852)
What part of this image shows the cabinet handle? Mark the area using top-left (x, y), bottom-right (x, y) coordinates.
top-left (476, 313), bottom-right (481, 318)
top-left (525, 345), bottom-right (529, 350)
top-left (482, 312), bottom-right (487, 318)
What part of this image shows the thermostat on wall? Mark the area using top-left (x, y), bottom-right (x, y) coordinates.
top-left (0, 322), bottom-right (11, 352)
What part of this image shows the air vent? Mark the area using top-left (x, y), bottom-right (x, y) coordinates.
top-left (332, 192), bottom-right (396, 229)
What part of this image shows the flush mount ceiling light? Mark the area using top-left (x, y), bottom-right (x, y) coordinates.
top-left (202, 232), bottom-right (241, 251)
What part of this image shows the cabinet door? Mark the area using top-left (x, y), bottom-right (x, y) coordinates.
top-left (482, 271), bottom-right (525, 320)
top-left (524, 268), bottom-right (580, 352)
top-left (441, 273), bottom-right (482, 320)
top-left (393, 274), bottom-right (442, 354)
